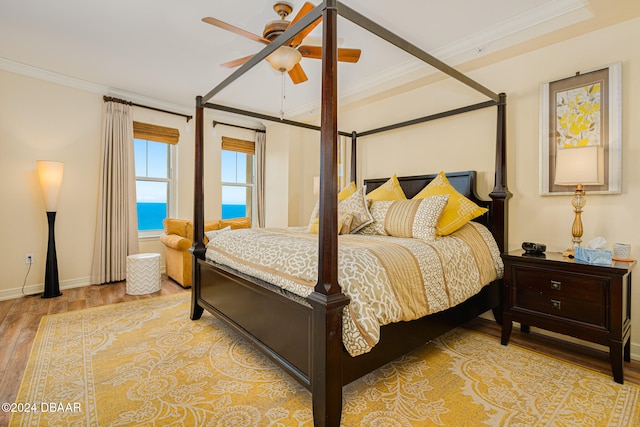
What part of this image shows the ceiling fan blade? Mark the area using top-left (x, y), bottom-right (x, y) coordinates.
top-left (288, 2), bottom-right (314, 27)
top-left (298, 46), bottom-right (362, 63)
top-left (220, 54), bottom-right (256, 68)
top-left (287, 2), bottom-right (322, 48)
top-left (202, 17), bottom-right (271, 45)
top-left (337, 47), bottom-right (361, 63)
top-left (288, 63), bottom-right (308, 84)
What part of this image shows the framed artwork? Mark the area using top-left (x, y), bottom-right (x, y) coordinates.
top-left (539, 62), bottom-right (622, 195)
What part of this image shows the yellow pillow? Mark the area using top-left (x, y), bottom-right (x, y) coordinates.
top-left (338, 182), bottom-right (357, 201)
top-left (413, 171), bottom-right (488, 236)
top-left (366, 174), bottom-right (407, 201)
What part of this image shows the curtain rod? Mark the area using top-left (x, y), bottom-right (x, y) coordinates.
top-left (205, 102), bottom-right (352, 137)
top-left (103, 96), bottom-right (193, 122)
top-left (213, 120), bottom-right (265, 133)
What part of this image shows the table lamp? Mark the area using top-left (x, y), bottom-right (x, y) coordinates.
top-left (554, 145), bottom-right (603, 254)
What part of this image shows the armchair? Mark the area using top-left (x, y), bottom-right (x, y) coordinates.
top-left (160, 217), bottom-right (251, 287)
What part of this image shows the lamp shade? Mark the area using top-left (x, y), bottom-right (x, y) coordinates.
top-left (554, 145), bottom-right (604, 186)
top-left (266, 46), bottom-right (302, 72)
top-left (37, 161), bottom-right (64, 211)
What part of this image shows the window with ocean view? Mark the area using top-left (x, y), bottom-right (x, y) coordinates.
top-left (134, 135), bottom-right (174, 233)
top-left (221, 137), bottom-right (255, 222)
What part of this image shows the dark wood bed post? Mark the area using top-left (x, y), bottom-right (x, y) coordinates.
top-left (350, 131), bottom-right (357, 183)
top-left (190, 96), bottom-right (205, 320)
top-left (306, 1), bottom-right (350, 425)
top-left (489, 92), bottom-right (511, 254)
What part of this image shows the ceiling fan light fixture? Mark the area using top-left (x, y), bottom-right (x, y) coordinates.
top-left (266, 46), bottom-right (301, 72)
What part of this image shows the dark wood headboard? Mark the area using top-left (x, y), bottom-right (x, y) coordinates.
top-left (363, 171), bottom-right (491, 228)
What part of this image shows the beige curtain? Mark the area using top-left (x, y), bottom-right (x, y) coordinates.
top-left (255, 131), bottom-right (266, 228)
top-left (91, 100), bottom-right (139, 284)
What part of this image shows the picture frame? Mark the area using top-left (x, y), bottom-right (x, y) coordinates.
top-left (539, 62), bottom-right (622, 195)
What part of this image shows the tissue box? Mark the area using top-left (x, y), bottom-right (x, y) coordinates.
top-left (574, 246), bottom-right (612, 266)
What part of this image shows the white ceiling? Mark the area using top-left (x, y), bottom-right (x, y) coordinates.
top-left (0, 0), bottom-right (631, 123)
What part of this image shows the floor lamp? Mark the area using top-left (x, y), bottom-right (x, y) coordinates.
top-left (37, 160), bottom-right (64, 298)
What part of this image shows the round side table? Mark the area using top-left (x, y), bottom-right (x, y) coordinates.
top-left (126, 253), bottom-right (162, 295)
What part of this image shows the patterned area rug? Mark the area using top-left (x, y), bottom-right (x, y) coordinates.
top-left (10, 293), bottom-right (639, 426)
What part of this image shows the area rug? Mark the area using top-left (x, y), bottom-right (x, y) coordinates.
top-left (10, 293), bottom-right (640, 426)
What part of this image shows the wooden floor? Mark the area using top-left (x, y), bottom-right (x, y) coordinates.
top-left (0, 278), bottom-right (638, 426)
top-left (0, 277), bottom-right (186, 426)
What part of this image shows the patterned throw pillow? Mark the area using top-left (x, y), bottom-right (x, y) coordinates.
top-left (338, 186), bottom-right (374, 233)
top-left (383, 195), bottom-right (449, 240)
top-left (366, 174), bottom-right (407, 201)
top-left (413, 171), bottom-right (487, 236)
top-left (357, 200), bottom-right (393, 235)
top-left (307, 182), bottom-right (357, 230)
top-left (307, 213), bottom-right (354, 235)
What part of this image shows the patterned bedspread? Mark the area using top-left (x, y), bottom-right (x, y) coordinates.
top-left (205, 222), bottom-right (503, 356)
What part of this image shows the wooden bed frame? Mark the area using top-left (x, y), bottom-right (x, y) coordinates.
top-left (189, 2), bottom-right (510, 425)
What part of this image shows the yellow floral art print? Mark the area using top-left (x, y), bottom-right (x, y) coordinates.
top-left (539, 63), bottom-right (622, 195)
top-left (556, 82), bottom-right (601, 148)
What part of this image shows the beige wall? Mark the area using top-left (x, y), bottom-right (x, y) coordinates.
top-left (0, 72), bottom-right (102, 298)
top-left (0, 70), bottom-right (195, 298)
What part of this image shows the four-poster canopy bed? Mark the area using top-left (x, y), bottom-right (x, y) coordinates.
top-left (189, 1), bottom-right (510, 425)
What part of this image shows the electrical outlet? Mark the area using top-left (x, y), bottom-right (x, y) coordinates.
top-left (25, 254), bottom-right (34, 264)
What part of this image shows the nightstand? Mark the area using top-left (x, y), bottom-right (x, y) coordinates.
top-left (501, 250), bottom-right (635, 384)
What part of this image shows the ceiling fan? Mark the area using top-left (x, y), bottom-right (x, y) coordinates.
top-left (202, 1), bottom-right (361, 84)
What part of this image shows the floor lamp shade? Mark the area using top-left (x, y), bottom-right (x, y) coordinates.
top-left (37, 161), bottom-right (64, 211)
top-left (37, 161), bottom-right (64, 298)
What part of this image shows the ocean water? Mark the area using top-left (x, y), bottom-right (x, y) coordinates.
top-left (222, 204), bottom-right (246, 219)
top-left (137, 202), bottom-right (167, 231)
top-left (137, 203), bottom-right (247, 231)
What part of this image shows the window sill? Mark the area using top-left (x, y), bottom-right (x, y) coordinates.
top-left (138, 230), bottom-right (163, 240)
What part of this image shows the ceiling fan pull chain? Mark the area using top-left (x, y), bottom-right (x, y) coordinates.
top-left (280, 71), bottom-right (286, 120)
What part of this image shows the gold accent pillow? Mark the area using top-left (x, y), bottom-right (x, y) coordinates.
top-left (413, 171), bottom-right (488, 236)
top-left (366, 174), bottom-right (407, 201)
top-left (338, 182), bottom-right (357, 200)
top-left (384, 195), bottom-right (449, 240)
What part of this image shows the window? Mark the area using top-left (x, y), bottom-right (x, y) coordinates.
top-left (133, 121), bottom-right (178, 236)
top-left (221, 137), bottom-right (255, 221)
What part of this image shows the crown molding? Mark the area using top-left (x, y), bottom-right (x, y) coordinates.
top-left (0, 57), bottom-right (194, 116)
top-left (288, 0), bottom-right (590, 119)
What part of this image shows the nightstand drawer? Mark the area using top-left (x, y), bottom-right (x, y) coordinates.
top-left (514, 288), bottom-right (605, 325)
top-left (512, 266), bottom-right (608, 325)
top-left (513, 267), bottom-right (607, 303)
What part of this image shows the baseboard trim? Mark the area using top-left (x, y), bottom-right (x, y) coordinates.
top-left (0, 267), bottom-right (166, 301)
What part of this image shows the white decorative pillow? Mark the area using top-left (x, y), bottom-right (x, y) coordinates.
top-left (383, 195), bottom-right (449, 240)
top-left (204, 226), bottom-right (231, 241)
top-left (338, 186), bottom-right (374, 233)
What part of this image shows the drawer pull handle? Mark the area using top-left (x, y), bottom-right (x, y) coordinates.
top-left (550, 280), bottom-right (562, 291)
top-left (551, 299), bottom-right (561, 310)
